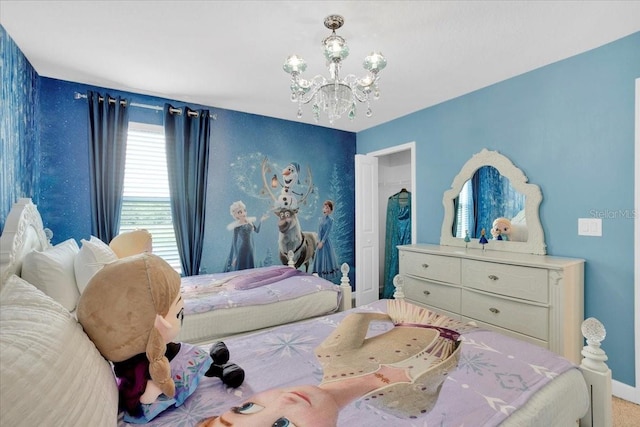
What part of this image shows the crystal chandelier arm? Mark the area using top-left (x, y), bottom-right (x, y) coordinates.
top-left (290, 74), bottom-right (327, 105)
top-left (342, 73), bottom-right (380, 103)
top-left (352, 87), bottom-right (374, 103)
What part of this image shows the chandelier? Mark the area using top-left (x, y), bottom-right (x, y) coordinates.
top-left (283, 14), bottom-right (387, 124)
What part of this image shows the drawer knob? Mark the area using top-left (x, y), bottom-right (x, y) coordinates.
top-left (488, 275), bottom-right (499, 281)
top-left (423, 290), bottom-right (431, 296)
top-left (489, 307), bottom-right (500, 314)
top-left (421, 263), bottom-right (429, 269)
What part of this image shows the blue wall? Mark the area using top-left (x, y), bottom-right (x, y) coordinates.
top-left (0, 26), bottom-right (39, 229)
top-left (357, 32), bottom-right (640, 387)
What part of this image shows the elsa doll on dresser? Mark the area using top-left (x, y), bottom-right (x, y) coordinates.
top-left (224, 200), bottom-right (269, 272)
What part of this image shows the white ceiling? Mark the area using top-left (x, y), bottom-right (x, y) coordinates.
top-left (2, 1), bottom-right (639, 133)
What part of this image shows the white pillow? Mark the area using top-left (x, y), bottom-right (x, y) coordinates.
top-left (21, 238), bottom-right (80, 311)
top-left (75, 236), bottom-right (118, 294)
top-left (0, 275), bottom-right (118, 426)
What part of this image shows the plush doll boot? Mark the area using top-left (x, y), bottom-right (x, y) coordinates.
top-left (209, 341), bottom-right (230, 365)
top-left (205, 342), bottom-right (245, 388)
top-left (205, 363), bottom-right (245, 388)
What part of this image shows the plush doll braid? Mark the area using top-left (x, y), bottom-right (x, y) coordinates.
top-left (143, 254), bottom-right (181, 399)
top-left (146, 327), bottom-right (175, 398)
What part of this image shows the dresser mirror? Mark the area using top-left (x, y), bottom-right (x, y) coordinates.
top-left (440, 149), bottom-right (547, 255)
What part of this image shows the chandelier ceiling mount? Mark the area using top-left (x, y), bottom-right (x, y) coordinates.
top-left (283, 14), bottom-right (387, 125)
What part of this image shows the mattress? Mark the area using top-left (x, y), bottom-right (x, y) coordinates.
top-left (503, 367), bottom-right (588, 426)
top-left (177, 288), bottom-right (341, 343)
top-left (176, 266), bottom-right (342, 343)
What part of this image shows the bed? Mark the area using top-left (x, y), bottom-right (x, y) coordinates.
top-left (0, 198), bottom-right (352, 344)
top-left (176, 263), bottom-right (350, 343)
top-left (0, 198), bottom-right (612, 426)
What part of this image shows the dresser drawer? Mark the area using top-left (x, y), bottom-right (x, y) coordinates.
top-left (461, 316), bottom-right (548, 349)
top-left (462, 259), bottom-right (548, 303)
top-left (461, 289), bottom-right (548, 340)
top-left (411, 301), bottom-right (462, 321)
top-left (402, 276), bottom-right (461, 313)
top-left (400, 251), bottom-right (461, 284)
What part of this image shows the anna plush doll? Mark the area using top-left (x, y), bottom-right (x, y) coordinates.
top-left (77, 253), bottom-right (244, 423)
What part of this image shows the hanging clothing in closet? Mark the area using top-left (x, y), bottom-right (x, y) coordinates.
top-left (382, 189), bottom-right (412, 299)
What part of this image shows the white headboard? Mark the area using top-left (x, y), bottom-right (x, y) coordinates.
top-left (0, 198), bottom-right (52, 288)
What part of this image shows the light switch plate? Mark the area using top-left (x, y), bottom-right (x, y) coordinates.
top-left (578, 218), bottom-right (602, 236)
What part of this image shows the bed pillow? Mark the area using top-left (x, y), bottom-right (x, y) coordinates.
top-left (109, 229), bottom-right (153, 258)
top-left (75, 236), bottom-right (118, 294)
top-left (21, 238), bottom-right (80, 311)
top-left (0, 275), bottom-right (118, 426)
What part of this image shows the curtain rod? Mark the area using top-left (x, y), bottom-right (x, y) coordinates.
top-left (73, 92), bottom-right (216, 119)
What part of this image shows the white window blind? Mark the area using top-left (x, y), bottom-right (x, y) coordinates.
top-left (121, 122), bottom-right (182, 274)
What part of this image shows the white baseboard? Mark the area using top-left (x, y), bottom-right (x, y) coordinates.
top-left (612, 380), bottom-right (640, 404)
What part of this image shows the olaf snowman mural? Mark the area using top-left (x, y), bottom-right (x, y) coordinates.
top-left (276, 162), bottom-right (301, 211)
top-left (261, 157), bottom-right (318, 270)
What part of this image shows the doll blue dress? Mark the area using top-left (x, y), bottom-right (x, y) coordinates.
top-left (224, 220), bottom-right (262, 272)
top-left (312, 215), bottom-right (340, 282)
top-left (121, 343), bottom-right (212, 423)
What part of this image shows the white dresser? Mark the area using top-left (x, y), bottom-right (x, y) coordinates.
top-left (397, 244), bottom-right (584, 364)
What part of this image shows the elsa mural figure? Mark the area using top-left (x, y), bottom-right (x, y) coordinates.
top-left (224, 201), bottom-right (269, 272)
top-left (312, 200), bottom-right (340, 281)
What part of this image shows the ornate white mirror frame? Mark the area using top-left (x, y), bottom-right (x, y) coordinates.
top-left (440, 149), bottom-right (547, 255)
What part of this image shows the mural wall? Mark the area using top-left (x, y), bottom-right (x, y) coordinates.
top-left (2, 25), bottom-right (356, 283)
top-left (203, 110), bottom-right (355, 281)
top-left (34, 80), bottom-right (358, 281)
top-left (1, 64), bottom-right (356, 285)
top-left (0, 26), bottom-right (39, 231)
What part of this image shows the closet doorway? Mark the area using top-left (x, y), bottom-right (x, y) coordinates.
top-left (355, 142), bottom-right (416, 306)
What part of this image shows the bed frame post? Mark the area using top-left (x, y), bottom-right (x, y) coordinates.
top-left (0, 198), bottom-right (52, 287)
top-left (287, 250), bottom-right (296, 268)
top-left (338, 263), bottom-right (353, 311)
top-left (579, 317), bottom-right (612, 427)
top-left (392, 274), bottom-right (405, 300)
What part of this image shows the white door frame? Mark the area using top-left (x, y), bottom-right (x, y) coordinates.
top-left (613, 78), bottom-right (640, 403)
top-left (355, 154), bottom-right (379, 306)
top-left (354, 141), bottom-right (416, 307)
top-left (626, 78), bottom-right (640, 403)
top-left (366, 141), bottom-right (417, 245)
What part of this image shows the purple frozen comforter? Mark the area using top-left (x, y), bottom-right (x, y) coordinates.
top-left (180, 266), bottom-right (341, 314)
top-left (118, 300), bottom-right (579, 427)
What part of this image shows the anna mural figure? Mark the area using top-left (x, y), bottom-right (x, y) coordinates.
top-left (224, 201), bottom-right (268, 272)
top-left (313, 200), bottom-right (340, 281)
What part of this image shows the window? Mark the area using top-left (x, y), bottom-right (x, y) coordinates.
top-left (120, 122), bottom-right (181, 274)
top-left (455, 180), bottom-right (473, 239)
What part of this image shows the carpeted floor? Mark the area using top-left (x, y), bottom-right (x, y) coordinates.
top-left (612, 396), bottom-right (640, 426)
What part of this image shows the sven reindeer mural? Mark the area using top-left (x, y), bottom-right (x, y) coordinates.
top-left (261, 157), bottom-right (317, 270)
